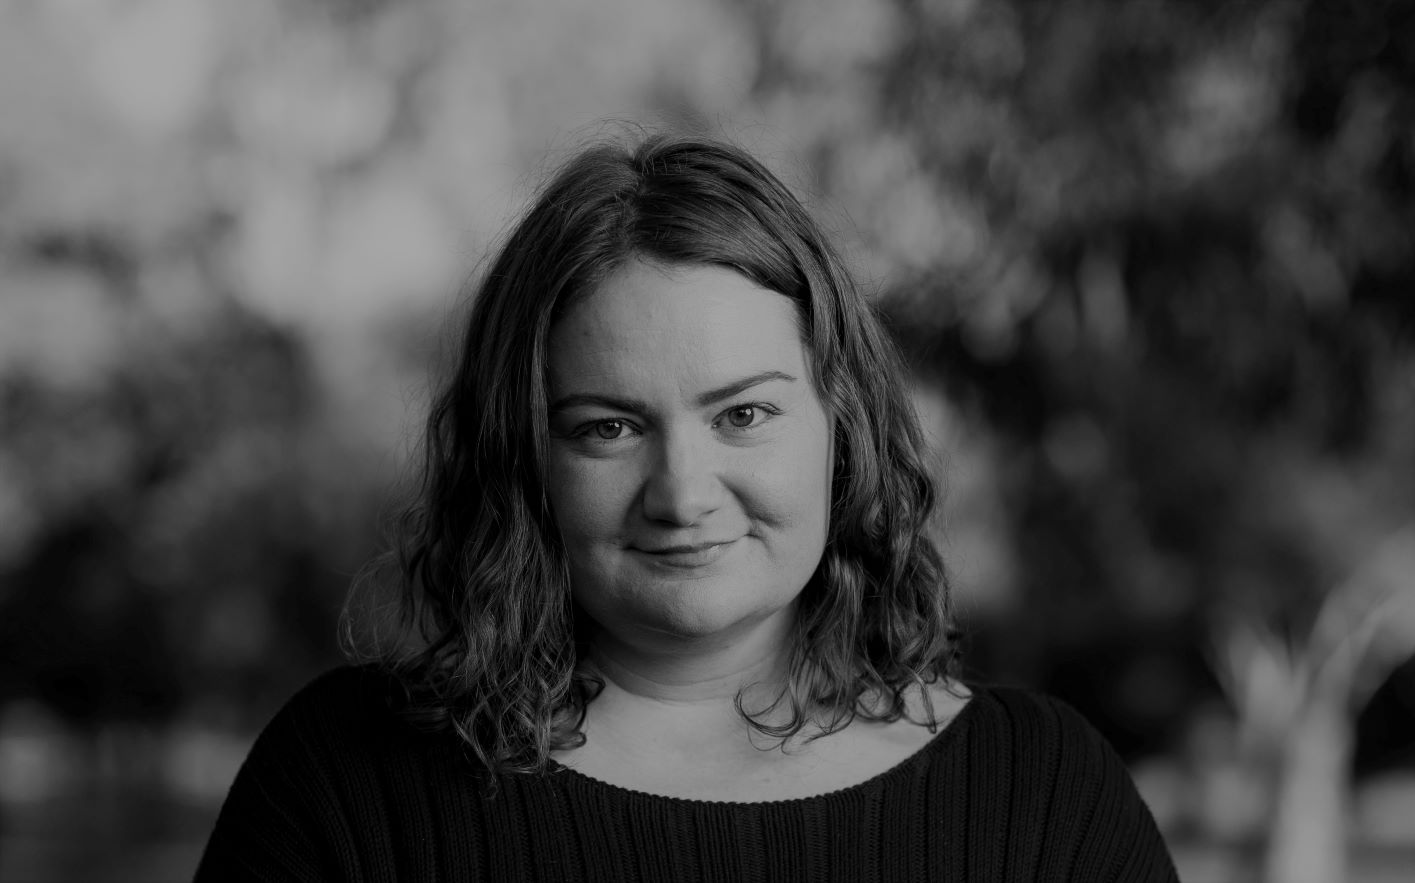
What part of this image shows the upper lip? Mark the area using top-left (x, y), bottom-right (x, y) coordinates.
top-left (638, 540), bottom-right (733, 554)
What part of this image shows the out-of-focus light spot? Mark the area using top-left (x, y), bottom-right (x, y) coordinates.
top-left (1331, 78), bottom-right (1397, 176)
top-left (931, 192), bottom-right (989, 270)
top-left (1262, 204), bottom-right (1348, 312)
top-left (1043, 414), bottom-right (1110, 482)
top-left (227, 172), bottom-right (322, 328)
top-left (833, 134), bottom-right (989, 273)
top-left (322, 166), bottom-right (461, 323)
top-left (758, 84), bottom-right (874, 162)
top-left (919, 84), bottom-right (1010, 164)
top-left (0, 456), bottom-right (40, 570)
top-left (226, 163), bottom-right (458, 333)
top-left (1130, 757), bottom-right (1185, 833)
top-left (1180, 707), bottom-right (1271, 841)
top-left (1164, 52), bottom-right (1278, 178)
top-left (1, 1), bottom-right (214, 243)
top-left (464, 0), bottom-right (741, 152)
top-left (0, 265), bottom-right (120, 390)
top-left (1354, 773), bottom-right (1415, 846)
top-left (230, 28), bottom-right (396, 167)
top-left (164, 724), bottom-right (249, 802)
top-left (668, 2), bottom-right (759, 115)
top-left (912, 383), bottom-right (1019, 613)
top-left (838, 132), bottom-right (914, 196)
top-left (961, 298), bottom-right (1018, 362)
top-left (1198, 757), bottom-right (1269, 841)
top-left (0, 3), bottom-right (99, 159)
top-left (84, 0), bottom-right (218, 139)
top-left (883, 187), bottom-right (967, 271)
top-left (306, 327), bottom-right (427, 455)
top-left (774, 0), bottom-right (901, 78)
top-left (411, 53), bottom-right (517, 239)
top-left (1015, 136), bottom-right (1087, 227)
top-left (0, 701), bottom-right (80, 804)
top-left (962, 11), bottom-right (1025, 81)
top-left (1034, 293), bottom-right (1078, 356)
top-left (1077, 243), bottom-right (1129, 349)
top-left (137, 256), bottom-right (221, 334)
top-left (989, 253), bottom-right (1047, 321)
top-left (918, 0), bottom-right (979, 28)
top-left (196, 592), bottom-right (275, 667)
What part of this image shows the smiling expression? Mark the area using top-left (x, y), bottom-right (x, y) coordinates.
top-left (546, 259), bottom-right (834, 648)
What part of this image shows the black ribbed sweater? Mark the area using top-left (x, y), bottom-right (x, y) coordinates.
top-left (195, 667), bottom-right (1178, 881)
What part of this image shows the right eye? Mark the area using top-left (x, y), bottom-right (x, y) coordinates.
top-left (591, 420), bottom-right (626, 440)
top-left (568, 418), bottom-right (640, 443)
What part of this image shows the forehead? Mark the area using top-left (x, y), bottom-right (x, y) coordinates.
top-left (548, 261), bottom-right (810, 396)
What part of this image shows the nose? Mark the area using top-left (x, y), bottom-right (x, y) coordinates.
top-left (640, 431), bottom-right (724, 526)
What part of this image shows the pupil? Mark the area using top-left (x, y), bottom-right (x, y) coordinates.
top-left (729, 407), bottom-right (754, 427)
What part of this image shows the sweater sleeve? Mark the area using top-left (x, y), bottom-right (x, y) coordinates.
top-left (193, 669), bottom-right (378, 882)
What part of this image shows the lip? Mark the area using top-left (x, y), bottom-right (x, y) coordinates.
top-left (633, 539), bottom-right (738, 568)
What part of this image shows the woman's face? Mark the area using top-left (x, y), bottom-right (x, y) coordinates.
top-left (546, 259), bottom-right (833, 649)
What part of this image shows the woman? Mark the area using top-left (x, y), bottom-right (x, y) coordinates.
top-left (196, 134), bottom-right (1177, 881)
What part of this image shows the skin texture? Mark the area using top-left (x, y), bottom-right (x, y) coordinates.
top-left (547, 259), bottom-right (833, 661)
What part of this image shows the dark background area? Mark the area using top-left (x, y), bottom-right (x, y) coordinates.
top-left (1, 0), bottom-right (1413, 880)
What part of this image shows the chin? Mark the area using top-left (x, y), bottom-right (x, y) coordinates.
top-left (605, 584), bottom-right (798, 647)
top-left (649, 606), bottom-right (764, 640)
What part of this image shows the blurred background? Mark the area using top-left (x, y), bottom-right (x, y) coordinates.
top-left (1, 0), bottom-right (1412, 880)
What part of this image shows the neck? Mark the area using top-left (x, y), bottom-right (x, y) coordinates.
top-left (575, 606), bottom-right (801, 757)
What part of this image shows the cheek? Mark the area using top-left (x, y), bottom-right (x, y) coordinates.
top-left (746, 425), bottom-right (833, 528)
top-left (548, 455), bottom-right (629, 544)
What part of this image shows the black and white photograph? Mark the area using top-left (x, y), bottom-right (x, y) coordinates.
top-left (1, 0), bottom-right (1412, 880)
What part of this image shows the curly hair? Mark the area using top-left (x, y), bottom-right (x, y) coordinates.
top-left (346, 132), bottom-right (961, 782)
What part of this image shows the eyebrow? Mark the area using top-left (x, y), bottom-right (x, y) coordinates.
top-left (549, 369), bottom-right (798, 414)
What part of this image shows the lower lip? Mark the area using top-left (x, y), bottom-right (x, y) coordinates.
top-left (636, 541), bottom-right (736, 569)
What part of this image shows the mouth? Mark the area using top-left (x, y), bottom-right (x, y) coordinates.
top-left (634, 539), bottom-right (738, 568)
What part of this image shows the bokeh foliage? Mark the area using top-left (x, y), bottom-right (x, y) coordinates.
top-left (0, 0), bottom-right (1411, 788)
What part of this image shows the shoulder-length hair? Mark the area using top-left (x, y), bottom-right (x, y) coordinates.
top-left (349, 132), bottom-right (960, 780)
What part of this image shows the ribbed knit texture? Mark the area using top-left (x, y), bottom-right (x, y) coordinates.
top-left (195, 667), bottom-right (1178, 882)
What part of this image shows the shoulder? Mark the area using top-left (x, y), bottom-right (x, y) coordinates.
top-left (219, 664), bottom-right (472, 814)
top-left (957, 684), bottom-right (1137, 798)
top-left (242, 666), bottom-right (403, 758)
top-left (960, 684), bottom-right (1117, 760)
top-left (265, 665), bottom-right (401, 729)
top-left (951, 684), bottom-right (1180, 881)
top-left (966, 683), bottom-right (1085, 724)
top-left (197, 666), bottom-right (467, 879)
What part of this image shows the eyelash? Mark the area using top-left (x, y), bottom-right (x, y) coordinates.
top-left (571, 402), bottom-right (782, 442)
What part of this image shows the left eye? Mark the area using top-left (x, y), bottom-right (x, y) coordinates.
top-left (722, 406), bottom-right (759, 428)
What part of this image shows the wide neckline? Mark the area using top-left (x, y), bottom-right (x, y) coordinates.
top-left (544, 687), bottom-right (984, 808)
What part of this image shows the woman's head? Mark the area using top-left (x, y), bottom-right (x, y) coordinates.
top-left (367, 133), bottom-right (959, 776)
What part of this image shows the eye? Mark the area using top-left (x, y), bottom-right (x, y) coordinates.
top-left (725, 406), bottom-right (757, 428)
top-left (592, 420), bottom-right (626, 440)
top-left (716, 403), bottom-right (778, 432)
top-left (562, 416), bottom-right (642, 445)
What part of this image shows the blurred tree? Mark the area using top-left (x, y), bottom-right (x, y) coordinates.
top-left (0, 0), bottom-right (767, 738)
top-left (2, 2), bottom-right (1413, 878)
top-left (739, 0), bottom-right (1415, 875)
top-left (0, 257), bottom-right (372, 724)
